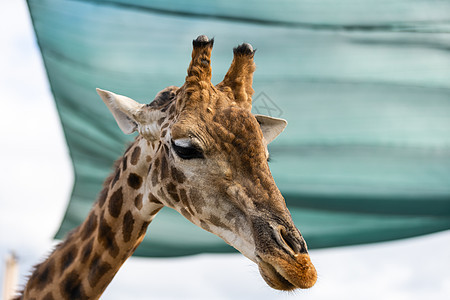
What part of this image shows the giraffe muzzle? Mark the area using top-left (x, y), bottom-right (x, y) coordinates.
top-left (257, 252), bottom-right (317, 290)
top-left (252, 218), bottom-right (317, 290)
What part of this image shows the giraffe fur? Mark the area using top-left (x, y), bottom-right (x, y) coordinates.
top-left (17, 35), bottom-right (316, 299)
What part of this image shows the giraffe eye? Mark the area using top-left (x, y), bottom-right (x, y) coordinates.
top-left (171, 139), bottom-right (204, 160)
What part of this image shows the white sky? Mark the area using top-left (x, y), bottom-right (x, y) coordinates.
top-left (0, 1), bottom-right (449, 299)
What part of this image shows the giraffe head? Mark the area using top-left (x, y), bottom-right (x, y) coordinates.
top-left (97, 35), bottom-right (317, 290)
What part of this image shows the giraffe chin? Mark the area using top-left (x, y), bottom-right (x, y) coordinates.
top-left (257, 253), bottom-right (317, 290)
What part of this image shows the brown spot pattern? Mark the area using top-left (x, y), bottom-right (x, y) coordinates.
top-left (127, 173), bottom-right (143, 189)
top-left (225, 207), bottom-right (247, 232)
top-left (88, 253), bottom-right (112, 288)
top-left (151, 158), bottom-right (160, 186)
top-left (98, 214), bottom-right (119, 258)
top-left (178, 188), bottom-right (188, 206)
top-left (60, 270), bottom-right (86, 299)
top-left (81, 212), bottom-right (97, 241)
top-left (161, 122), bottom-right (170, 131)
top-left (60, 246), bottom-right (78, 273)
top-left (123, 143), bottom-right (134, 155)
top-left (153, 157), bottom-right (160, 169)
top-left (108, 188), bottom-right (123, 218)
top-left (208, 215), bottom-right (232, 232)
top-left (150, 206), bottom-right (162, 217)
top-left (81, 238), bottom-right (94, 264)
top-left (200, 220), bottom-right (211, 231)
top-left (148, 193), bottom-right (162, 205)
top-left (122, 156), bottom-right (128, 171)
top-left (160, 154), bottom-right (168, 180)
top-left (158, 188), bottom-right (171, 206)
top-left (166, 182), bottom-right (179, 202)
top-left (131, 146), bottom-right (141, 165)
top-left (139, 221), bottom-right (150, 236)
top-left (171, 167), bottom-right (186, 183)
top-left (98, 187), bottom-right (108, 208)
top-left (147, 162), bottom-right (153, 175)
top-left (122, 211), bottom-right (134, 243)
top-left (111, 169), bottom-right (120, 187)
top-left (180, 208), bottom-right (192, 221)
top-left (179, 188), bottom-right (195, 216)
top-left (42, 292), bottom-right (54, 300)
top-left (134, 194), bottom-right (143, 210)
top-left (32, 259), bottom-right (54, 290)
top-left (189, 189), bottom-right (205, 214)
top-left (151, 171), bottom-right (159, 186)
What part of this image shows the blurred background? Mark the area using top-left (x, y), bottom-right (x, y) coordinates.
top-left (1, 0), bottom-right (450, 299)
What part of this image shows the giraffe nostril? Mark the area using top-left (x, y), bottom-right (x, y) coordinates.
top-left (280, 227), bottom-right (297, 253)
top-left (276, 226), bottom-right (306, 255)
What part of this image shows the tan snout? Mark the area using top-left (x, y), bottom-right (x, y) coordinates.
top-left (253, 220), bottom-right (317, 290)
top-left (258, 253), bottom-right (317, 290)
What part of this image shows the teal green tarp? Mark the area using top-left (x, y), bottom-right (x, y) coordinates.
top-left (27, 0), bottom-right (450, 256)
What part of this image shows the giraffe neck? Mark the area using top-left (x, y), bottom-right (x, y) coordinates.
top-left (22, 137), bottom-right (164, 299)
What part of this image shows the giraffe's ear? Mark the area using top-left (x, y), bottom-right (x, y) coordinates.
top-left (254, 114), bottom-right (287, 144)
top-left (96, 88), bottom-right (163, 140)
top-left (97, 88), bottom-right (142, 134)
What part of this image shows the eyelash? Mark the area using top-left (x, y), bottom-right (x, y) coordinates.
top-left (171, 140), bottom-right (204, 160)
top-left (171, 140), bottom-right (270, 162)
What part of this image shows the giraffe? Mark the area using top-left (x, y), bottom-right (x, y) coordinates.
top-left (17, 35), bottom-right (317, 299)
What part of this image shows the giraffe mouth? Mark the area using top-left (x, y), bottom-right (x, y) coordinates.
top-left (257, 253), bottom-right (317, 290)
top-left (258, 260), bottom-right (295, 290)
